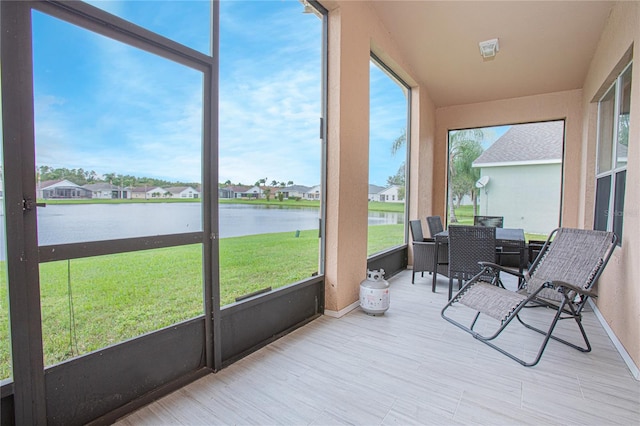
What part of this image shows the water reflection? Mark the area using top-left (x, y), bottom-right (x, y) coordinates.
top-left (27, 203), bottom-right (404, 248)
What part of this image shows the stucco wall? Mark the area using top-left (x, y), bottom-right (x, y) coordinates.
top-left (580, 1), bottom-right (640, 373)
top-left (323, 1), bottom-right (434, 313)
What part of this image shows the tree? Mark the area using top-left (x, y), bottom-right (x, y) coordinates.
top-left (387, 163), bottom-right (405, 201)
top-left (388, 128), bottom-right (408, 202)
top-left (448, 129), bottom-right (484, 222)
top-left (271, 180), bottom-right (278, 187)
top-left (287, 180), bottom-right (294, 186)
top-left (391, 128), bottom-right (406, 156)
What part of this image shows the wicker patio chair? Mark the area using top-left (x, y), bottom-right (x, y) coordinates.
top-left (409, 220), bottom-right (448, 285)
top-left (426, 215), bottom-right (444, 237)
top-left (474, 215), bottom-right (504, 228)
top-left (447, 225), bottom-right (498, 300)
top-left (441, 228), bottom-right (617, 367)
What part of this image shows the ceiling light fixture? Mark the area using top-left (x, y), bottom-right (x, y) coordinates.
top-left (479, 38), bottom-right (500, 60)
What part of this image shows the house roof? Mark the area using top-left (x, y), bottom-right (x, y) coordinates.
top-left (225, 185), bottom-right (252, 193)
top-left (281, 185), bottom-right (311, 193)
top-left (368, 184), bottom-right (387, 194)
top-left (473, 121), bottom-right (564, 167)
top-left (83, 183), bottom-right (115, 191)
top-left (38, 179), bottom-right (80, 189)
top-left (164, 186), bottom-right (197, 194)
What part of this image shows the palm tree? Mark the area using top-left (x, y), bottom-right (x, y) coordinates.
top-left (448, 129), bottom-right (484, 222)
top-left (391, 128), bottom-right (406, 156)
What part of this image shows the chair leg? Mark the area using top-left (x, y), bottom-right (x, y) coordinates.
top-left (516, 303), bottom-right (592, 352)
top-left (448, 277), bottom-right (453, 300)
top-left (411, 270), bottom-right (415, 284)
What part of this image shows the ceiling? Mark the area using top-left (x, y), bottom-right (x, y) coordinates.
top-left (366, 1), bottom-right (615, 107)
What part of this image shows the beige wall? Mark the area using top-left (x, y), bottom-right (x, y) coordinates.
top-left (580, 1), bottom-right (640, 371)
top-left (434, 89), bottom-right (583, 227)
top-left (324, 1), bottom-right (435, 313)
top-left (324, 0), bottom-right (639, 376)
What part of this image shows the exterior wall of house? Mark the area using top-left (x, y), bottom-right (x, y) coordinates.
top-left (477, 163), bottom-right (562, 235)
top-left (323, 0), bottom-right (428, 314)
top-left (379, 185), bottom-right (402, 203)
top-left (580, 1), bottom-right (640, 373)
top-left (131, 191), bottom-right (147, 199)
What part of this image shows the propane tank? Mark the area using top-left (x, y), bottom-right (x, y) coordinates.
top-left (359, 269), bottom-right (390, 315)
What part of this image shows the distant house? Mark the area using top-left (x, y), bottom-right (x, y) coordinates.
top-left (83, 183), bottom-right (130, 199)
top-left (305, 185), bottom-right (321, 200)
top-left (146, 187), bottom-right (168, 198)
top-left (278, 185), bottom-right (311, 199)
top-left (164, 186), bottom-right (200, 199)
top-left (219, 185), bottom-right (250, 199)
top-left (130, 186), bottom-right (150, 199)
top-left (367, 184), bottom-right (386, 202)
top-left (37, 179), bottom-right (92, 199)
top-left (218, 187), bottom-right (234, 199)
top-left (241, 186), bottom-right (263, 199)
top-left (378, 185), bottom-right (403, 203)
top-left (472, 121), bottom-right (563, 234)
top-left (368, 184), bottom-right (403, 202)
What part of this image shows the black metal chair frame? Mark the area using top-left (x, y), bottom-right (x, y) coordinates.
top-left (441, 228), bottom-right (617, 367)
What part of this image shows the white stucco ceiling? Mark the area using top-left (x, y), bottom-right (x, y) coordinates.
top-left (366, 1), bottom-right (615, 107)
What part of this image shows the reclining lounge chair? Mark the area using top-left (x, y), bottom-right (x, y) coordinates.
top-left (441, 227), bottom-right (617, 367)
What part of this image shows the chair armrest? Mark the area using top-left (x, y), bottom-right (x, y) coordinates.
top-left (478, 261), bottom-right (524, 279)
top-left (552, 280), bottom-right (598, 299)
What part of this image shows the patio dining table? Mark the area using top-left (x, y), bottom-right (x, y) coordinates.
top-left (432, 227), bottom-right (527, 291)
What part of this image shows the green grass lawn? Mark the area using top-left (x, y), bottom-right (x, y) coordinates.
top-left (0, 223), bottom-right (404, 378)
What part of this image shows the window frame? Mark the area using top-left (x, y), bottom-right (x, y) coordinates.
top-left (594, 61), bottom-right (632, 243)
top-left (367, 53), bottom-right (412, 256)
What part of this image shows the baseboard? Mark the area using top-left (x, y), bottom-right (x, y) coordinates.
top-left (589, 299), bottom-right (640, 380)
top-left (324, 300), bottom-right (360, 318)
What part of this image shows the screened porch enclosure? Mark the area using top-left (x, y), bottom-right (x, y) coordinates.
top-left (2, 0), bottom-right (639, 425)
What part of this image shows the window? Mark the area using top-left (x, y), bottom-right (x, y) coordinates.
top-left (595, 62), bottom-right (632, 242)
top-left (31, 8), bottom-right (206, 366)
top-left (218, 0), bottom-right (325, 305)
top-left (447, 121), bottom-right (564, 238)
top-left (368, 56), bottom-right (410, 256)
top-left (0, 120), bottom-right (9, 381)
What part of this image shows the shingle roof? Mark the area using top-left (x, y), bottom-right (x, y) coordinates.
top-left (83, 183), bottom-right (116, 191)
top-left (473, 121), bottom-right (563, 166)
top-left (281, 185), bottom-right (311, 193)
top-left (368, 184), bottom-right (386, 194)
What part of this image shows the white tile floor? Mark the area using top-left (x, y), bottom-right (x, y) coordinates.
top-left (116, 270), bottom-right (640, 425)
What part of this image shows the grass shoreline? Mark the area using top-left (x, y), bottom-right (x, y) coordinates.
top-left (0, 223), bottom-right (404, 378)
top-left (39, 198), bottom-right (406, 213)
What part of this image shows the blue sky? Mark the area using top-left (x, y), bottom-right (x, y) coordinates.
top-left (29, 0), bottom-right (502, 188)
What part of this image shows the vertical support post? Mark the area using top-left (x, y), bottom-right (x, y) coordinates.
top-left (1, 1), bottom-right (47, 423)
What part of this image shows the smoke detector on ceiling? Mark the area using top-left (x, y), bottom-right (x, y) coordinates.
top-left (479, 38), bottom-right (500, 60)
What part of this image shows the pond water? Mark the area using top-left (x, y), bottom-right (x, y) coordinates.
top-left (0, 203), bottom-right (403, 249)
